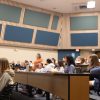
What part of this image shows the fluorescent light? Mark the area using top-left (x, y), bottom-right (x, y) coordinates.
top-left (87, 0), bottom-right (96, 8)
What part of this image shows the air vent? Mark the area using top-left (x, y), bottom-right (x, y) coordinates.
top-left (79, 4), bottom-right (87, 9)
top-left (72, 3), bottom-right (87, 11)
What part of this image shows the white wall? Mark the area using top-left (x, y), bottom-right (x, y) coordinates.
top-left (0, 46), bottom-right (58, 63)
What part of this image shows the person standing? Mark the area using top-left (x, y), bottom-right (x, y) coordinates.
top-left (33, 53), bottom-right (43, 71)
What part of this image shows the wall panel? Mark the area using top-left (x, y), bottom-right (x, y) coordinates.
top-left (70, 16), bottom-right (98, 30)
top-left (71, 33), bottom-right (98, 46)
top-left (0, 3), bottom-right (21, 23)
top-left (24, 9), bottom-right (50, 28)
top-left (58, 50), bottom-right (80, 60)
top-left (35, 30), bottom-right (60, 46)
top-left (4, 25), bottom-right (33, 43)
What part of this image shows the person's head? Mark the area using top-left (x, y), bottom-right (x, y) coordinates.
top-left (25, 60), bottom-right (28, 63)
top-left (51, 58), bottom-right (56, 64)
top-left (25, 60), bottom-right (29, 66)
top-left (58, 60), bottom-right (64, 67)
top-left (80, 58), bottom-right (85, 64)
top-left (30, 61), bottom-right (32, 63)
top-left (0, 58), bottom-right (10, 73)
top-left (15, 66), bottom-right (20, 71)
top-left (67, 56), bottom-right (75, 66)
top-left (29, 66), bottom-right (33, 72)
top-left (75, 56), bottom-right (82, 64)
top-left (46, 59), bottom-right (52, 64)
top-left (36, 53), bottom-right (41, 59)
top-left (63, 56), bottom-right (67, 63)
top-left (38, 63), bottom-right (44, 69)
top-left (89, 54), bottom-right (99, 67)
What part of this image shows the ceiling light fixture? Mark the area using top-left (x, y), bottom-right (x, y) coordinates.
top-left (87, 0), bottom-right (96, 8)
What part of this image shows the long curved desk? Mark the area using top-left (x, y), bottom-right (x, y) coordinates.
top-left (15, 72), bottom-right (89, 100)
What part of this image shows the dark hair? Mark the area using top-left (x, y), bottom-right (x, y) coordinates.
top-left (25, 60), bottom-right (29, 63)
top-left (63, 56), bottom-right (68, 65)
top-left (37, 53), bottom-right (41, 58)
top-left (67, 56), bottom-right (75, 66)
top-left (58, 60), bottom-right (64, 67)
top-left (46, 59), bottom-right (52, 64)
top-left (52, 58), bottom-right (56, 64)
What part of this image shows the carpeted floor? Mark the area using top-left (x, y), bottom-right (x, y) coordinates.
top-left (89, 90), bottom-right (100, 100)
top-left (10, 91), bottom-right (100, 100)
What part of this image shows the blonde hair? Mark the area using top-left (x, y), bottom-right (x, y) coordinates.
top-left (0, 58), bottom-right (10, 73)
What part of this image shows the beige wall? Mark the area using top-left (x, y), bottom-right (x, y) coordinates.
top-left (0, 46), bottom-right (58, 63)
top-left (80, 50), bottom-right (93, 58)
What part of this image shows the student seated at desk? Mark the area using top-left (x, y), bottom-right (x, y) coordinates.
top-left (64, 56), bottom-right (76, 74)
top-left (75, 56), bottom-right (88, 66)
top-left (10, 61), bottom-right (16, 70)
top-left (54, 60), bottom-right (64, 73)
top-left (75, 56), bottom-right (82, 65)
top-left (0, 58), bottom-right (15, 92)
top-left (16, 60), bottom-right (30, 72)
top-left (41, 59), bottom-right (55, 73)
top-left (15, 61), bottom-right (21, 68)
top-left (35, 63), bottom-right (44, 72)
top-left (51, 58), bottom-right (57, 66)
top-left (89, 54), bottom-right (100, 92)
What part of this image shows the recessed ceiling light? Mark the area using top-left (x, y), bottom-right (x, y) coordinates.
top-left (87, 0), bottom-right (96, 8)
top-left (92, 49), bottom-right (95, 51)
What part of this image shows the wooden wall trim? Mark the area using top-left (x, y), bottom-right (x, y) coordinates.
top-left (1, 21), bottom-right (6, 40)
top-left (0, 40), bottom-right (58, 50)
top-left (19, 7), bottom-right (25, 24)
top-left (48, 13), bottom-right (54, 31)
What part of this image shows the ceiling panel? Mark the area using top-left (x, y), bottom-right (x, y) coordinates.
top-left (11, 0), bottom-right (100, 13)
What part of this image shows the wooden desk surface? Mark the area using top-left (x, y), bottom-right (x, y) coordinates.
top-left (15, 72), bottom-right (89, 100)
top-left (15, 72), bottom-right (28, 84)
top-left (28, 72), bottom-right (69, 100)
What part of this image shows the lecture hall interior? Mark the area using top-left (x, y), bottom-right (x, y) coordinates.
top-left (0, 0), bottom-right (100, 100)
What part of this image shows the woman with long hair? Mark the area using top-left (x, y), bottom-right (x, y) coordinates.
top-left (64, 56), bottom-right (76, 74)
top-left (0, 58), bottom-right (15, 92)
top-left (89, 54), bottom-right (100, 92)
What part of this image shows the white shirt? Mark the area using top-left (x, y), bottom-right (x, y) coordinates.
top-left (0, 71), bottom-right (14, 92)
top-left (42, 63), bottom-right (55, 72)
top-left (55, 67), bottom-right (64, 73)
top-left (35, 68), bottom-right (41, 72)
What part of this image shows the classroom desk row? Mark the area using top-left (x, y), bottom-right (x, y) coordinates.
top-left (15, 72), bottom-right (89, 100)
